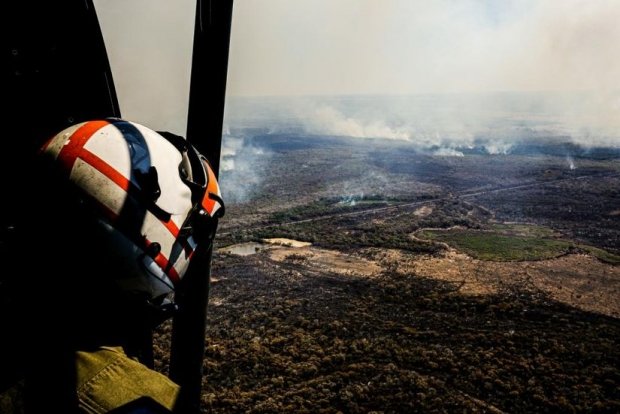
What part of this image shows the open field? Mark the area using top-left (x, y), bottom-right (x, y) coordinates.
top-left (155, 132), bottom-right (619, 413)
top-left (417, 224), bottom-right (620, 264)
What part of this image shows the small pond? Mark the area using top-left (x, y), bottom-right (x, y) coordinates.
top-left (218, 242), bottom-right (268, 256)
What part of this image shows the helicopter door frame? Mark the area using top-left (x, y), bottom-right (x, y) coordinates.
top-left (169, 1), bottom-right (234, 412)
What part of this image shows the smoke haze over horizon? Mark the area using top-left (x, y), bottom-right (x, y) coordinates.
top-left (228, 0), bottom-right (620, 97)
top-left (224, 92), bottom-right (620, 149)
top-left (93, 1), bottom-right (620, 140)
top-left (92, 0), bottom-right (619, 203)
top-left (219, 91), bottom-right (619, 202)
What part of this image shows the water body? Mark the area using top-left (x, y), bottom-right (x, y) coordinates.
top-left (219, 242), bottom-right (267, 256)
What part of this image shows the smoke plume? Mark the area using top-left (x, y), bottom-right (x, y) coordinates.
top-left (219, 135), bottom-right (271, 203)
top-left (305, 106), bottom-right (409, 141)
top-left (225, 93), bottom-right (620, 162)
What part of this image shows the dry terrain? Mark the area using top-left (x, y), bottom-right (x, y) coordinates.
top-left (154, 134), bottom-right (619, 413)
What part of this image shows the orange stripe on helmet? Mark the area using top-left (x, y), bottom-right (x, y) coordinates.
top-left (158, 252), bottom-right (180, 285)
top-left (200, 160), bottom-right (222, 216)
top-left (89, 196), bottom-right (181, 286)
top-left (78, 149), bottom-right (181, 238)
top-left (145, 240), bottom-right (181, 285)
top-left (57, 120), bottom-right (110, 172)
top-left (77, 151), bottom-right (189, 286)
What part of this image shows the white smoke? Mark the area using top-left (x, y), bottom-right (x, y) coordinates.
top-left (93, 1), bottom-right (620, 147)
top-left (338, 194), bottom-right (361, 206)
top-left (433, 147), bottom-right (464, 157)
top-left (303, 106), bottom-right (410, 140)
top-left (219, 136), bottom-right (270, 203)
top-left (278, 93), bottom-right (620, 151)
top-left (222, 94), bottom-right (620, 200)
top-left (484, 142), bottom-right (513, 155)
top-left (563, 92), bottom-right (620, 148)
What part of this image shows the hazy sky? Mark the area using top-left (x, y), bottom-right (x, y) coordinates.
top-left (94, 0), bottom-right (194, 133)
top-left (95, 0), bottom-right (619, 133)
top-left (228, 0), bottom-right (620, 96)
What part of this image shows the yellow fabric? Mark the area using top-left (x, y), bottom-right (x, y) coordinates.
top-left (0, 346), bottom-right (178, 413)
top-left (76, 346), bottom-right (179, 414)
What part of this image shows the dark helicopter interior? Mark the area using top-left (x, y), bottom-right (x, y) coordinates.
top-left (3, 1), bottom-right (232, 412)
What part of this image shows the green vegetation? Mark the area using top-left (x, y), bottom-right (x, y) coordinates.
top-left (579, 245), bottom-right (620, 265)
top-left (268, 197), bottom-right (389, 223)
top-left (489, 223), bottom-right (559, 238)
top-left (419, 223), bottom-right (620, 263)
top-left (254, 220), bottom-right (443, 255)
top-left (219, 198), bottom-right (484, 256)
top-left (420, 229), bottom-right (571, 261)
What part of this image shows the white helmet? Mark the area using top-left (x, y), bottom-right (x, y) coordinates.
top-left (39, 119), bottom-right (224, 301)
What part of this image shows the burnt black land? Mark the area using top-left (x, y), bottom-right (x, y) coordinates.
top-left (220, 133), bottom-right (620, 252)
top-left (155, 132), bottom-right (620, 413)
